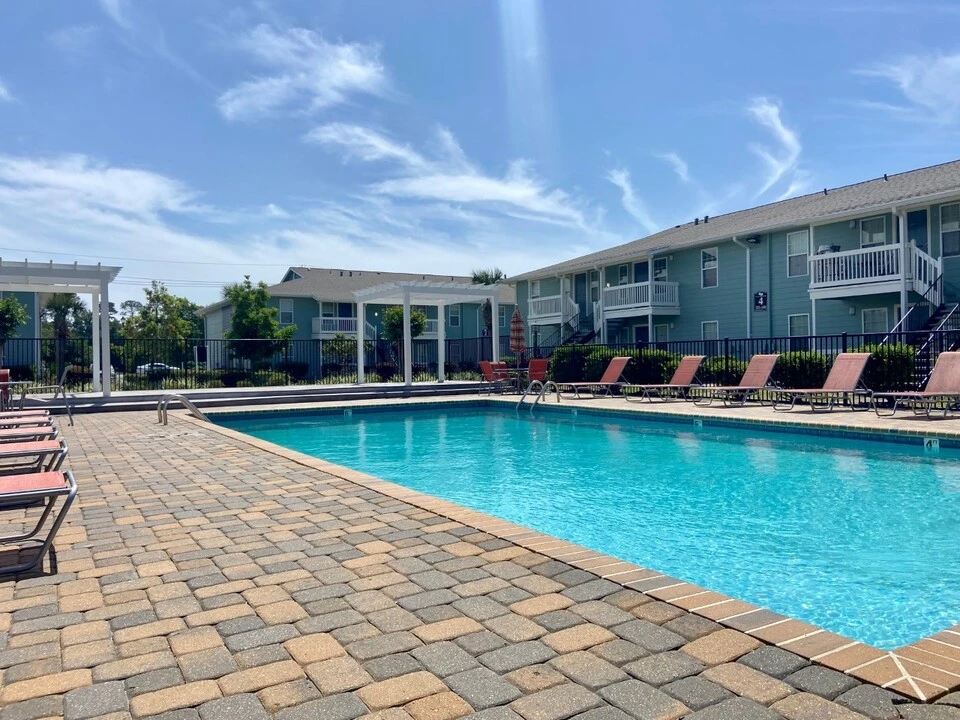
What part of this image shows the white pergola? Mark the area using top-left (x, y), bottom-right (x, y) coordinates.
top-left (0, 260), bottom-right (121, 397)
top-left (353, 280), bottom-right (502, 386)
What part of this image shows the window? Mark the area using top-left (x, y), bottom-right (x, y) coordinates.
top-left (589, 271), bottom-right (600, 303)
top-left (321, 302), bottom-right (336, 318)
top-left (448, 305), bottom-right (460, 328)
top-left (618, 265), bottom-right (629, 285)
top-left (498, 305), bottom-right (507, 329)
top-left (859, 216), bottom-right (886, 248)
top-left (941, 203), bottom-right (960, 257)
top-left (862, 307), bottom-right (889, 335)
top-left (530, 280), bottom-right (541, 298)
top-left (653, 324), bottom-right (669, 343)
top-left (786, 230), bottom-right (809, 277)
top-left (701, 248), bottom-right (718, 288)
top-left (653, 258), bottom-right (668, 282)
top-left (279, 299), bottom-right (294, 325)
top-left (787, 313), bottom-right (810, 337)
top-left (701, 321), bottom-right (719, 341)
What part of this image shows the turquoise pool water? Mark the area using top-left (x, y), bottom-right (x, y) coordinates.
top-left (219, 405), bottom-right (960, 649)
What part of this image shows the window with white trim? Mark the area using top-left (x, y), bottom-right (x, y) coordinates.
top-left (618, 265), bottom-right (629, 285)
top-left (941, 203), bottom-right (960, 257)
top-left (448, 343), bottom-right (461, 365)
top-left (321, 302), bottom-right (336, 318)
top-left (787, 313), bottom-right (810, 337)
top-left (448, 305), bottom-right (460, 328)
top-left (859, 216), bottom-right (886, 248)
top-left (786, 230), bottom-right (809, 277)
top-left (530, 280), bottom-right (541, 298)
top-left (653, 258), bottom-right (668, 282)
top-left (862, 307), bottom-right (889, 334)
top-left (278, 298), bottom-right (294, 325)
top-left (701, 321), bottom-right (719, 340)
top-left (701, 248), bottom-right (718, 288)
top-left (653, 324), bottom-right (669, 342)
top-left (498, 305), bottom-right (507, 329)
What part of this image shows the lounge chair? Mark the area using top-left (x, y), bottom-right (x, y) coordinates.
top-left (772, 353), bottom-right (872, 412)
top-left (623, 355), bottom-right (705, 402)
top-left (0, 409), bottom-right (50, 419)
top-left (873, 351), bottom-right (960, 417)
top-left (18, 368), bottom-right (72, 426)
top-left (0, 440), bottom-right (68, 475)
top-left (0, 470), bottom-right (77, 575)
top-left (556, 356), bottom-right (631, 399)
top-left (525, 358), bottom-right (549, 389)
top-left (0, 415), bottom-right (57, 429)
top-left (0, 425), bottom-right (58, 443)
top-left (693, 354), bottom-right (780, 406)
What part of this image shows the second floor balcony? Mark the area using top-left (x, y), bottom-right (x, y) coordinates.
top-left (603, 281), bottom-right (680, 317)
top-left (809, 243), bottom-right (940, 300)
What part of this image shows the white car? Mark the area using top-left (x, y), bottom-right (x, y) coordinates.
top-left (135, 362), bottom-right (179, 375)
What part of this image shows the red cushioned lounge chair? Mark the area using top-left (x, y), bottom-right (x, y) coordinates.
top-left (873, 351), bottom-right (960, 417)
top-left (557, 356), bottom-right (631, 399)
top-left (693, 354), bottom-right (780, 407)
top-left (0, 470), bottom-right (77, 575)
top-left (0, 425), bottom-right (58, 443)
top-left (0, 440), bottom-right (68, 475)
top-left (772, 352), bottom-right (873, 412)
top-left (623, 355), bottom-right (705, 402)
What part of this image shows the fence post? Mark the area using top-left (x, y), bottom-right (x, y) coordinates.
top-left (723, 337), bottom-right (730, 382)
top-left (841, 332), bottom-right (847, 353)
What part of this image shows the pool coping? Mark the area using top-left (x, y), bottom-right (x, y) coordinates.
top-left (186, 397), bottom-right (960, 702)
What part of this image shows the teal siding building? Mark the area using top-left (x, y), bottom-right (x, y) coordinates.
top-left (511, 160), bottom-right (960, 345)
top-left (201, 267), bottom-right (516, 370)
top-left (0, 291), bottom-right (41, 370)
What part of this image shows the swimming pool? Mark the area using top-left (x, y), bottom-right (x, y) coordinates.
top-left (218, 403), bottom-right (960, 650)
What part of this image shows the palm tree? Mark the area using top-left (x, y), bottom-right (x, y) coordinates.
top-left (471, 268), bottom-right (506, 337)
top-left (43, 293), bottom-right (86, 381)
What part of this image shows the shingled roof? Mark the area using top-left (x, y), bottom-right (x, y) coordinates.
top-left (511, 158), bottom-right (960, 281)
top-left (200, 267), bottom-right (515, 314)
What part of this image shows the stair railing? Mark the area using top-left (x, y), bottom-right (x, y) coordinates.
top-left (158, 394), bottom-right (210, 425)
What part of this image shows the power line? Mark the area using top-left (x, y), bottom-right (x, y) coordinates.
top-left (0, 246), bottom-right (295, 267)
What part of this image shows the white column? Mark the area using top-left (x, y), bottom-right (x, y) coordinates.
top-left (356, 301), bottom-right (365, 384)
top-left (899, 212), bottom-right (909, 318)
top-left (811, 298), bottom-right (817, 336)
top-left (437, 303), bottom-right (445, 383)
top-left (91, 290), bottom-right (101, 393)
top-left (99, 280), bottom-right (111, 398)
top-left (490, 294), bottom-right (499, 363)
top-left (403, 292), bottom-right (412, 387)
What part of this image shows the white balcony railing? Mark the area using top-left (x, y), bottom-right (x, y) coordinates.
top-left (312, 317), bottom-right (357, 335)
top-left (529, 295), bottom-right (563, 319)
top-left (810, 244), bottom-right (902, 289)
top-left (603, 281), bottom-right (680, 310)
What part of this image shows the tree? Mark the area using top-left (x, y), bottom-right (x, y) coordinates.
top-left (119, 300), bottom-right (143, 320)
top-left (471, 267), bottom-right (506, 336)
top-left (223, 276), bottom-right (296, 367)
top-left (123, 282), bottom-right (203, 339)
top-left (381, 306), bottom-right (427, 344)
top-left (43, 293), bottom-right (86, 379)
top-left (0, 296), bottom-right (28, 367)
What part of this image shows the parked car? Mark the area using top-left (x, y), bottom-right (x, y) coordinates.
top-left (135, 362), bottom-right (179, 375)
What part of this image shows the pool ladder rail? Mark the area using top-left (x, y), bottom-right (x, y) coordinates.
top-left (517, 380), bottom-right (560, 411)
top-left (157, 394), bottom-right (210, 425)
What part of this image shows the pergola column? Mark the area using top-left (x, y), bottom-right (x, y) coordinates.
top-left (92, 290), bottom-right (101, 393)
top-left (99, 279), bottom-right (111, 398)
top-left (490, 295), bottom-right (499, 363)
top-left (437, 303), bottom-right (445, 383)
top-left (356, 301), bottom-right (365, 384)
top-left (403, 292), bottom-right (412, 387)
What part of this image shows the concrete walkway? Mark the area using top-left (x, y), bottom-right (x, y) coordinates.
top-left (0, 411), bottom-right (957, 719)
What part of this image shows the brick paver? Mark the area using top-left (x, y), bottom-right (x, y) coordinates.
top-left (0, 409), bottom-right (944, 719)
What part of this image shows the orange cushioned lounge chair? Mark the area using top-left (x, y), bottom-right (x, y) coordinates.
top-left (623, 355), bottom-right (705, 402)
top-left (556, 356), bottom-right (631, 399)
top-left (693, 354), bottom-right (780, 407)
top-left (772, 352), bottom-right (872, 412)
top-left (873, 351), bottom-right (960, 417)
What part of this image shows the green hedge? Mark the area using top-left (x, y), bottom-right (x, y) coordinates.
top-left (548, 346), bottom-right (593, 383)
top-left (699, 356), bottom-right (747, 386)
top-left (771, 351), bottom-right (830, 389)
top-left (582, 347), bottom-right (679, 384)
top-left (862, 343), bottom-right (915, 393)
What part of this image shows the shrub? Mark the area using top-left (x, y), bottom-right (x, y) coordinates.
top-left (277, 361), bottom-right (310, 381)
top-left (236, 380), bottom-right (254, 388)
top-left (700, 356), bottom-right (747, 386)
top-left (7, 365), bottom-right (34, 382)
top-left (772, 351), bottom-right (830, 389)
top-left (449, 370), bottom-right (482, 381)
top-left (220, 370), bottom-right (252, 387)
top-left (583, 347), bottom-right (680, 385)
top-left (862, 343), bottom-right (916, 393)
top-left (548, 345), bottom-right (592, 383)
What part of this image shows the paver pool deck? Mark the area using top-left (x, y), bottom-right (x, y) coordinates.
top-left (0, 400), bottom-right (959, 720)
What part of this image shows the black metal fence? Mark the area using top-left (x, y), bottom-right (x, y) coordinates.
top-left (0, 336), bottom-right (514, 392)
top-left (2, 329), bottom-right (956, 393)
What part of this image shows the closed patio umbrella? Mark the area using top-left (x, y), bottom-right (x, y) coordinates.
top-left (509, 307), bottom-right (526, 371)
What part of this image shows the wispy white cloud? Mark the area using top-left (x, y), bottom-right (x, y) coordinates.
top-left (48, 25), bottom-right (100, 57)
top-left (857, 52), bottom-right (960, 124)
top-left (0, 81), bottom-right (10, 103)
top-left (218, 25), bottom-right (388, 121)
top-left (305, 123), bottom-right (427, 169)
top-left (97, 0), bottom-right (131, 29)
top-left (655, 152), bottom-right (690, 183)
top-left (605, 168), bottom-right (658, 235)
top-left (746, 96), bottom-right (804, 199)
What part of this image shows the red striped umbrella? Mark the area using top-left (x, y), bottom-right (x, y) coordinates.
top-left (510, 307), bottom-right (526, 364)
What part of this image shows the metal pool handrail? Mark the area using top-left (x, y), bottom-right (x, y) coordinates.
top-left (157, 394), bottom-right (210, 425)
top-left (515, 380), bottom-right (560, 411)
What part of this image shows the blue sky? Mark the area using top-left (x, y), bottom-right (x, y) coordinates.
top-left (1, 0), bottom-right (959, 304)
